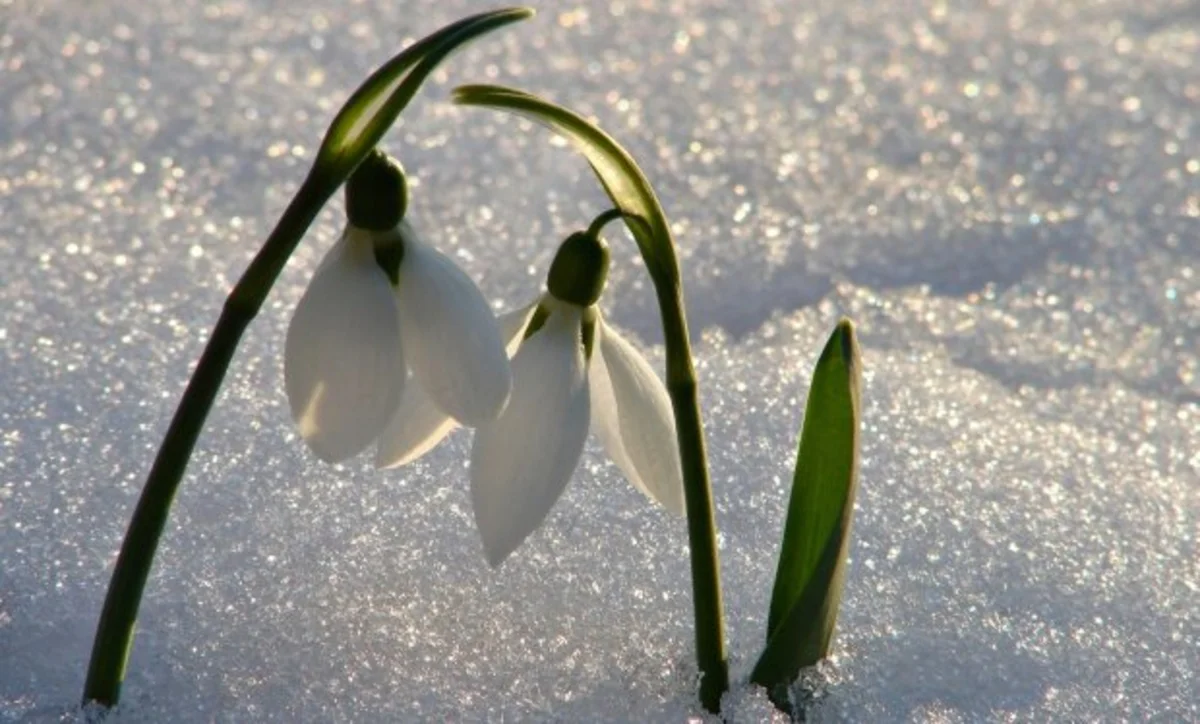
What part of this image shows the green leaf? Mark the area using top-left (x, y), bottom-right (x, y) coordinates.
top-left (451, 84), bottom-right (678, 285)
top-left (751, 319), bottom-right (862, 698)
top-left (315, 7), bottom-right (534, 184)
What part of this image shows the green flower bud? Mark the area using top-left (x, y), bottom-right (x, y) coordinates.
top-left (547, 231), bottom-right (610, 307)
top-left (345, 150), bottom-right (409, 231)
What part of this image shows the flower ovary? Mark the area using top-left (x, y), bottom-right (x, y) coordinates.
top-left (547, 231), bottom-right (610, 307)
top-left (345, 149), bottom-right (409, 231)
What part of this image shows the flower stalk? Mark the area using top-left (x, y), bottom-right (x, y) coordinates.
top-left (452, 85), bottom-right (730, 711)
top-left (587, 211), bottom-right (728, 709)
top-left (648, 257), bottom-right (730, 713)
top-left (81, 9), bottom-right (532, 708)
top-left (82, 170), bottom-right (334, 706)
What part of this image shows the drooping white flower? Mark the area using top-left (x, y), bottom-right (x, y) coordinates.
top-left (285, 152), bottom-right (511, 463)
top-left (374, 303), bottom-right (533, 468)
top-left (469, 294), bottom-right (686, 565)
top-left (370, 224), bottom-right (686, 565)
top-left (469, 231), bottom-right (686, 566)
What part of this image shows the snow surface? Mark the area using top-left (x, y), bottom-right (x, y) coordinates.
top-left (1, 0), bottom-right (1197, 720)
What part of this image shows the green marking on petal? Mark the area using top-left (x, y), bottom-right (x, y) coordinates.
top-left (372, 236), bottom-right (405, 286)
top-left (581, 317), bottom-right (598, 360)
top-left (523, 304), bottom-right (551, 341)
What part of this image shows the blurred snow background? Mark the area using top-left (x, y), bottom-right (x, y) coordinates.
top-left (1, 0), bottom-right (1196, 720)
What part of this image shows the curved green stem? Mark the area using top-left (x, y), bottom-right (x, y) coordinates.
top-left (653, 270), bottom-right (729, 712)
top-left (585, 207), bottom-right (625, 239)
top-left (586, 208), bottom-right (728, 710)
top-left (81, 9), bottom-right (532, 709)
top-left (82, 170), bottom-right (334, 706)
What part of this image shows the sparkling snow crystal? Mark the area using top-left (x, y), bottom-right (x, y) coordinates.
top-left (1, 0), bottom-right (1195, 721)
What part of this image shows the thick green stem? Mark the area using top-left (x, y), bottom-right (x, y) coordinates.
top-left (82, 170), bottom-right (335, 707)
top-left (652, 270), bottom-right (729, 712)
top-left (587, 206), bottom-right (729, 712)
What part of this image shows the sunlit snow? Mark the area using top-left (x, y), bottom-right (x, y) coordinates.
top-left (1, 0), bottom-right (1196, 721)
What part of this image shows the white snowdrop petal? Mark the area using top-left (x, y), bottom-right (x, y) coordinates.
top-left (470, 306), bottom-right (590, 566)
top-left (373, 378), bottom-right (456, 469)
top-left (499, 302), bottom-right (538, 355)
top-left (373, 300), bottom-right (539, 470)
top-left (589, 321), bottom-right (686, 515)
top-left (394, 223), bottom-right (512, 425)
top-left (285, 232), bottom-right (404, 463)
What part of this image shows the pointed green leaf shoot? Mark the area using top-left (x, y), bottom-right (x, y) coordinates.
top-left (751, 319), bottom-right (862, 703)
top-left (315, 8), bottom-right (533, 186)
top-left (452, 85), bottom-right (729, 712)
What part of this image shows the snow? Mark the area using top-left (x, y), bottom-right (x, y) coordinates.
top-left (1, 0), bottom-right (1196, 720)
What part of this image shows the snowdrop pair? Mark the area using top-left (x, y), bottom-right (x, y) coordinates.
top-left (285, 152), bottom-right (684, 564)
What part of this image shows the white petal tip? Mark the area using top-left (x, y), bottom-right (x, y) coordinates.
top-left (373, 451), bottom-right (408, 470)
top-left (372, 382), bottom-right (459, 469)
top-left (394, 236), bottom-right (515, 426)
top-left (475, 512), bottom-right (533, 568)
top-left (307, 440), bottom-right (357, 465)
top-left (470, 479), bottom-right (544, 568)
top-left (667, 496), bottom-right (687, 517)
top-left (482, 541), bottom-right (513, 568)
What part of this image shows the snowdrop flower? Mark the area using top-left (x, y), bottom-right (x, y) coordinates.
top-left (470, 230), bottom-right (686, 565)
top-left (376, 228), bottom-right (686, 563)
top-left (285, 151), bottom-right (511, 463)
